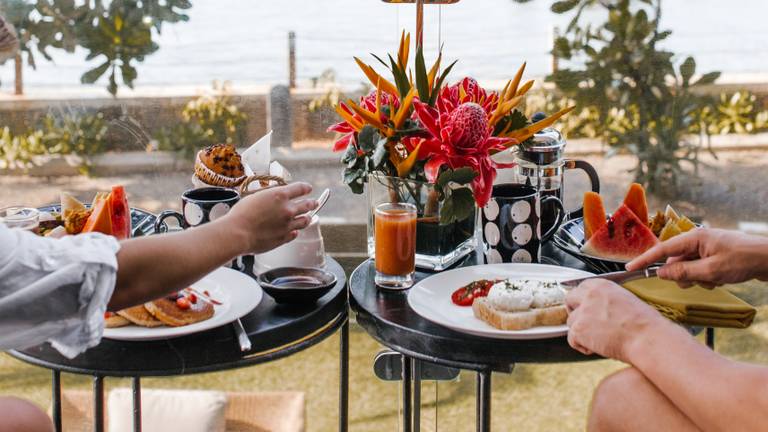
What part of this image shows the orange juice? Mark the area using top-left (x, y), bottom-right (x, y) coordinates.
top-left (375, 203), bottom-right (417, 279)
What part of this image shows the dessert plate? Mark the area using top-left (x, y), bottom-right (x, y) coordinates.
top-left (104, 267), bottom-right (262, 341)
top-left (407, 263), bottom-right (593, 340)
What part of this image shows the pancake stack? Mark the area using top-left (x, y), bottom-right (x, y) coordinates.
top-left (106, 290), bottom-right (215, 328)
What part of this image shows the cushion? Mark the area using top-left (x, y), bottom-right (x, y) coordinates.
top-left (107, 388), bottom-right (227, 432)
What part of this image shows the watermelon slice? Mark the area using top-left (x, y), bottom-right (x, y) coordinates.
top-left (583, 191), bottom-right (606, 241)
top-left (623, 183), bottom-right (649, 225)
top-left (110, 185), bottom-right (131, 239)
top-left (581, 204), bottom-right (660, 261)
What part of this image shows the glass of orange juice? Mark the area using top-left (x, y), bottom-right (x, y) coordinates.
top-left (374, 202), bottom-right (417, 289)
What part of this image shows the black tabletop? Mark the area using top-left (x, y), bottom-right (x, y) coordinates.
top-left (11, 257), bottom-right (348, 377)
top-left (350, 244), bottom-right (599, 372)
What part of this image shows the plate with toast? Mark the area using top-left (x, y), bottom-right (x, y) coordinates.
top-left (103, 266), bottom-right (262, 341)
top-left (407, 263), bottom-right (593, 340)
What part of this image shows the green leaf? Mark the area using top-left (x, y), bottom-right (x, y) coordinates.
top-left (81, 61), bottom-right (111, 84)
top-left (680, 56), bottom-right (696, 86)
top-left (437, 167), bottom-right (477, 189)
top-left (372, 138), bottom-right (388, 167)
top-left (357, 125), bottom-right (378, 152)
top-left (439, 187), bottom-right (475, 225)
top-left (553, 36), bottom-right (572, 60)
top-left (551, 0), bottom-right (580, 14)
top-left (692, 71), bottom-right (720, 86)
top-left (107, 69), bottom-right (118, 96)
top-left (429, 60), bottom-right (458, 106)
top-left (120, 62), bottom-right (137, 88)
top-left (414, 45), bottom-right (429, 101)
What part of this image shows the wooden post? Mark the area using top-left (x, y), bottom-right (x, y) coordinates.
top-left (14, 51), bottom-right (22, 95)
top-left (416, 0), bottom-right (424, 48)
top-left (551, 26), bottom-right (560, 75)
top-left (288, 31), bottom-right (296, 89)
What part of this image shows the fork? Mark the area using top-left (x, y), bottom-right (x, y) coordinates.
top-left (232, 319), bottom-right (252, 352)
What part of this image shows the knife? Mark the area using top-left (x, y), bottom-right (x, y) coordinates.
top-left (559, 267), bottom-right (660, 290)
top-left (232, 318), bottom-right (252, 353)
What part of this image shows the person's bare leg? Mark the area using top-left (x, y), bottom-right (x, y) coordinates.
top-left (588, 368), bottom-right (701, 432)
top-left (0, 397), bottom-right (53, 432)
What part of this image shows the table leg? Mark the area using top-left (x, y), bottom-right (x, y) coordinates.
top-left (51, 370), bottom-right (62, 432)
top-left (412, 358), bottom-right (421, 432)
top-left (476, 370), bottom-right (491, 432)
top-left (132, 377), bottom-right (142, 432)
top-left (93, 376), bottom-right (105, 432)
top-left (339, 320), bottom-right (349, 432)
top-left (706, 327), bottom-right (715, 350)
top-left (402, 355), bottom-right (412, 432)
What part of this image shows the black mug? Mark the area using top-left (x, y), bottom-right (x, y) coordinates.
top-left (481, 183), bottom-right (564, 264)
top-left (154, 187), bottom-right (240, 233)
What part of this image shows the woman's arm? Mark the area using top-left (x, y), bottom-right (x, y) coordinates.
top-left (109, 183), bottom-right (317, 310)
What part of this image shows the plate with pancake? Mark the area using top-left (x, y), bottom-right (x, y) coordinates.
top-left (407, 263), bottom-right (593, 340)
top-left (103, 266), bottom-right (262, 341)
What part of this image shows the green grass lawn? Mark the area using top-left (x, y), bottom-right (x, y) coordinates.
top-left (2, 280), bottom-right (767, 431)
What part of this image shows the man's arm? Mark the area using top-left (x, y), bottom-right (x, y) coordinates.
top-left (109, 183), bottom-right (317, 310)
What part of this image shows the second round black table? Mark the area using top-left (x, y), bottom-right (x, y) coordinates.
top-left (350, 245), bottom-right (716, 432)
top-left (11, 257), bottom-right (350, 432)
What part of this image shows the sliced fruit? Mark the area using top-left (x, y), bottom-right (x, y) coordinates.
top-left (109, 185), bottom-right (131, 240)
top-left (60, 192), bottom-right (86, 214)
top-left (63, 209), bottom-right (91, 234)
top-left (81, 194), bottom-right (113, 236)
top-left (676, 216), bottom-right (696, 233)
top-left (664, 205), bottom-right (680, 223)
top-left (581, 204), bottom-right (660, 261)
top-left (583, 191), bottom-right (607, 241)
top-left (649, 210), bottom-right (666, 237)
top-left (622, 183), bottom-right (649, 225)
top-left (659, 218), bottom-right (682, 241)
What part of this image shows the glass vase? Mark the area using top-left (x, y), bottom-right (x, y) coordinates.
top-left (367, 173), bottom-right (477, 271)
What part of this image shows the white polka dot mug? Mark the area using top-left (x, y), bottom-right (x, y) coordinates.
top-left (481, 183), bottom-right (564, 264)
top-left (153, 187), bottom-right (240, 233)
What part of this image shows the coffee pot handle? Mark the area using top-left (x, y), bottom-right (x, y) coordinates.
top-left (540, 195), bottom-right (565, 242)
top-left (153, 210), bottom-right (188, 234)
top-left (564, 159), bottom-right (600, 219)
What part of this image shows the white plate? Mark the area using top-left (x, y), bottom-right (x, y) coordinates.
top-left (104, 267), bottom-right (263, 341)
top-left (407, 263), bottom-right (593, 340)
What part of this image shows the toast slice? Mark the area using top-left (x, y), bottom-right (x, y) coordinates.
top-left (472, 297), bottom-right (567, 330)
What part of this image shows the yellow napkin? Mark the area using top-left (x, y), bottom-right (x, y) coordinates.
top-left (622, 278), bottom-right (756, 329)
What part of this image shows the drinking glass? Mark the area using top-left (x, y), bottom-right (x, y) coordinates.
top-left (0, 207), bottom-right (40, 231)
top-left (374, 202), bottom-right (417, 289)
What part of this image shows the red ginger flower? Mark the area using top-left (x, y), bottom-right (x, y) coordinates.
top-left (328, 90), bottom-right (400, 152)
top-left (404, 100), bottom-right (516, 208)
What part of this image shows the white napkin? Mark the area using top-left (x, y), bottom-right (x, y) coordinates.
top-left (242, 131), bottom-right (272, 176)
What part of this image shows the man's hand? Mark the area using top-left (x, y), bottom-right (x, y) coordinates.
top-left (566, 279), bottom-right (667, 363)
top-left (627, 228), bottom-right (768, 288)
top-left (222, 182), bottom-right (318, 255)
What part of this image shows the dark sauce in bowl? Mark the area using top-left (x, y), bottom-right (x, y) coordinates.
top-left (270, 275), bottom-right (324, 289)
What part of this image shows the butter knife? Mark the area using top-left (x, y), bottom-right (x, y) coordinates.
top-left (559, 267), bottom-right (659, 290)
top-left (232, 319), bottom-right (252, 352)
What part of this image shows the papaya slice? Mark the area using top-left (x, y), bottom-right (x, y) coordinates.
top-left (623, 183), bottom-right (649, 225)
top-left (583, 191), bottom-right (607, 241)
top-left (81, 194), bottom-right (113, 236)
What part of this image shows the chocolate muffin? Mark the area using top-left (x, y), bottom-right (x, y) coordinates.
top-left (194, 144), bottom-right (246, 187)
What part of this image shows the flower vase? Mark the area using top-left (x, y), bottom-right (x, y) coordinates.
top-left (367, 173), bottom-right (477, 271)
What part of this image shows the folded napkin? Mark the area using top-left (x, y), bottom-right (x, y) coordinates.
top-left (623, 278), bottom-right (756, 329)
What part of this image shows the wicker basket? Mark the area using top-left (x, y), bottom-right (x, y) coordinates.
top-left (239, 175), bottom-right (287, 197)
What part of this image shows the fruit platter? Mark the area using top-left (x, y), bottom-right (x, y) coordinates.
top-left (553, 183), bottom-right (700, 273)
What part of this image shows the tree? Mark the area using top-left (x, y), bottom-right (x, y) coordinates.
top-left (0, 0), bottom-right (191, 96)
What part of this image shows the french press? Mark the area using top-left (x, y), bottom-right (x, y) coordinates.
top-left (515, 127), bottom-right (600, 235)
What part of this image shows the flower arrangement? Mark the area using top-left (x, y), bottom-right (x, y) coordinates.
top-left (329, 31), bottom-right (573, 224)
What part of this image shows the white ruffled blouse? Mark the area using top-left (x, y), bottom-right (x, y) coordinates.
top-left (0, 223), bottom-right (120, 359)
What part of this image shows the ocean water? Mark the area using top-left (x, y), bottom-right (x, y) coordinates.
top-left (1, 0), bottom-right (767, 91)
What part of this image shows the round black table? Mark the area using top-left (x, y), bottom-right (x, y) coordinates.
top-left (350, 244), bottom-right (715, 432)
top-left (11, 257), bottom-right (350, 432)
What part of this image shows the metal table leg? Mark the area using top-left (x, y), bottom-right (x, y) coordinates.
top-left (132, 377), bottom-right (142, 432)
top-left (402, 355), bottom-right (412, 432)
top-left (93, 376), bottom-right (105, 432)
top-left (52, 370), bottom-right (62, 432)
top-left (476, 370), bottom-right (491, 432)
top-left (412, 358), bottom-right (421, 432)
top-left (339, 320), bottom-right (349, 432)
top-left (706, 327), bottom-right (715, 350)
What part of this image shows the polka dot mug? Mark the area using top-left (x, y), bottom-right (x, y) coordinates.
top-left (481, 183), bottom-right (564, 264)
top-left (153, 187), bottom-right (240, 232)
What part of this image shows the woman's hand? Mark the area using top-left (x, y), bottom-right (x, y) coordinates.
top-left (627, 228), bottom-right (768, 288)
top-left (222, 182), bottom-right (318, 255)
top-left (566, 279), bottom-right (668, 363)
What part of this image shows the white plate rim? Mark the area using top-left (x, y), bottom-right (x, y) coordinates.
top-left (407, 263), bottom-right (594, 340)
top-left (103, 267), bottom-right (262, 341)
